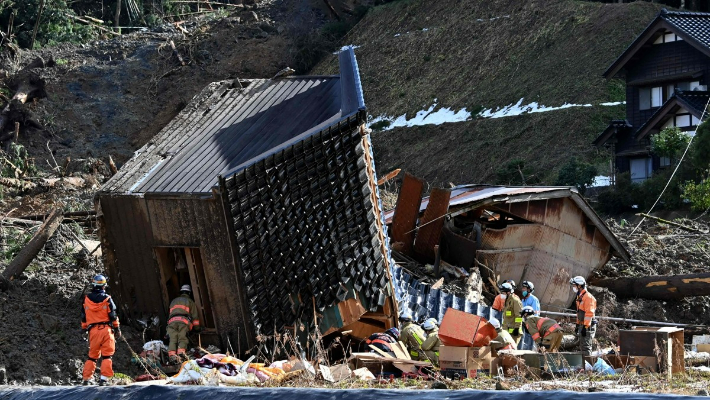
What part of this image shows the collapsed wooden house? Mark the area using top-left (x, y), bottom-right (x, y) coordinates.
top-left (96, 48), bottom-right (397, 350)
top-left (385, 175), bottom-right (631, 314)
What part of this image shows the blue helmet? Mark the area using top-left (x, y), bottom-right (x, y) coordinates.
top-left (385, 327), bottom-right (400, 340)
top-left (92, 274), bottom-right (107, 288)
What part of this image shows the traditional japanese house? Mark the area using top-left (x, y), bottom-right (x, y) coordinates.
top-left (96, 48), bottom-right (398, 350)
top-left (595, 9), bottom-right (710, 182)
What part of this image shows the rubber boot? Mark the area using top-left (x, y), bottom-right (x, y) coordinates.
top-left (98, 377), bottom-right (109, 386)
top-left (82, 380), bottom-right (90, 386)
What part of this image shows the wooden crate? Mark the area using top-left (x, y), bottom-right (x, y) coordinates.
top-left (618, 326), bottom-right (684, 378)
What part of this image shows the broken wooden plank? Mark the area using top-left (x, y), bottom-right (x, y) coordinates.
top-left (397, 341), bottom-right (412, 360)
top-left (390, 342), bottom-right (408, 360)
top-left (413, 188), bottom-right (451, 262)
top-left (590, 272), bottom-right (710, 300)
top-left (390, 173), bottom-right (424, 255)
top-left (2, 208), bottom-right (63, 280)
top-left (636, 213), bottom-right (708, 234)
top-left (368, 344), bottom-right (394, 359)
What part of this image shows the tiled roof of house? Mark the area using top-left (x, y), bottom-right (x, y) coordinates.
top-left (604, 9), bottom-right (710, 79)
top-left (634, 90), bottom-right (710, 140)
top-left (663, 10), bottom-right (710, 51)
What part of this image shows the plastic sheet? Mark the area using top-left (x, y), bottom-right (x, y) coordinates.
top-left (1, 386), bottom-right (703, 400)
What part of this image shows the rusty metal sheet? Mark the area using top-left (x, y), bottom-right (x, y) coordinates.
top-left (413, 188), bottom-right (451, 262)
top-left (390, 173), bottom-right (424, 255)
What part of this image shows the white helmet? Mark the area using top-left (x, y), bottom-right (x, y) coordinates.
top-left (399, 309), bottom-right (413, 322)
top-left (500, 282), bottom-right (513, 293)
top-left (180, 284), bottom-right (192, 293)
top-left (569, 276), bottom-right (586, 286)
top-left (422, 318), bottom-right (438, 331)
top-left (520, 306), bottom-right (535, 317)
top-left (489, 317), bottom-right (501, 330)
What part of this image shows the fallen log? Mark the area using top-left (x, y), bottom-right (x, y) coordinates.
top-left (589, 272), bottom-right (710, 300)
top-left (2, 208), bottom-right (63, 280)
top-left (636, 213), bottom-right (708, 233)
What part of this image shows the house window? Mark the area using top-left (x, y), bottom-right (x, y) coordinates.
top-left (660, 157), bottom-right (671, 168)
top-left (654, 31), bottom-right (682, 44)
top-left (639, 86), bottom-right (663, 110)
top-left (677, 81), bottom-right (706, 91)
top-left (630, 158), bottom-right (652, 183)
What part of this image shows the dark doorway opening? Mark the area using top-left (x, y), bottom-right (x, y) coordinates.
top-left (154, 247), bottom-right (216, 330)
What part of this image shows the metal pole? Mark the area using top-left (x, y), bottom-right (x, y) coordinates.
top-left (540, 310), bottom-right (705, 328)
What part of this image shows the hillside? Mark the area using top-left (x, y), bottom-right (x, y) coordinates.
top-left (315, 0), bottom-right (663, 186)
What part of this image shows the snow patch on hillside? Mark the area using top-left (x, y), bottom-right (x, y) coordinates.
top-left (368, 100), bottom-right (470, 130)
top-left (368, 99), bottom-right (627, 129)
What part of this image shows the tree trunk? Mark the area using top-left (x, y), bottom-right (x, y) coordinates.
top-left (590, 272), bottom-right (710, 300)
top-left (114, 0), bottom-right (122, 33)
top-left (1, 208), bottom-right (63, 280)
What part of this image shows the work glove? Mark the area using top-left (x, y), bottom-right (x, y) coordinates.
top-left (512, 328), bottom-right (520, 336)
top-left (193, 326), bottom-right (203, 333)
top-left (580, 326), bottom-right (587, 337)
top-left (114, 328), bottom-right (122, 339)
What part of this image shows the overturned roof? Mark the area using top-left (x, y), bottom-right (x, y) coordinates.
top-left (384, 185), bottom-right (630, 262)
top-left (605, 9), bottom-right (710, 79)
top-left (102, 48), bottom-right (365, 195)
top-left (635, 90), bottom-right (710, 141)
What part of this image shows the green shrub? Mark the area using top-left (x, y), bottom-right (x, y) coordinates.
top-left (682, 179), bottom-right (710, 212)
top-left (555, 157), bottom-right (598, 194)
top-left (1, 0), bottom-right (100, 49)
top-left (651, 126), bottom-right (690, 160)
top-left (495, 159), bottom-right (540, 186)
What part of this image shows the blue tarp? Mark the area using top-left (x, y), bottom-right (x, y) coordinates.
top-left (0, 386), bottom-right (705, 400)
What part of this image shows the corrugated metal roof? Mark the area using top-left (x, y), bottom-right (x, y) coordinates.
top-left (384, 185), bottom-right (630, 262)
top-left (102, 47), bottom-right (363, 195)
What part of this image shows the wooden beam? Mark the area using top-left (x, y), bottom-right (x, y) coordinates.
top-left (1, 208), bottom-right (63, 281)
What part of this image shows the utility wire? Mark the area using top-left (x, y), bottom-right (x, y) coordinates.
top-left (629, 95), bottom-right (710, 237)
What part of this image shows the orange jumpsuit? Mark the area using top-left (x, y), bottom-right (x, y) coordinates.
top-left (81, 289), bottom-right (120, 381)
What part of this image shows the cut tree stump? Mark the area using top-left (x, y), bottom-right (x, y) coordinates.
top-left (590, 272), bottom-right (710, 300)
top-left (1, 208), bottom-right (63, 281)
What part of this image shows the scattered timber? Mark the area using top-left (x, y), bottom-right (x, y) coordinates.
top-left (169, 40), bottom-right (186, 66)
top-left (636, 213), bottom-right (708, 233)
top-left (1, 208), bottom-right (63, 281)
top-left (590, 272), bottom-right (710, 300)
top-left (108, 155), bottom-right (118, 176)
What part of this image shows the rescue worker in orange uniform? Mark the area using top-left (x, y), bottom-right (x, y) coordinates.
top-left (570, 276), bottom-right (597, 356)
top-left (81, 274), bottom-right (120, 386)
top-left (491, 279), bottom-right (516, 322)
top-left (167, 285), bottom-right (201, 363)
top-left (520, 306), bottom-right (563, 352)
